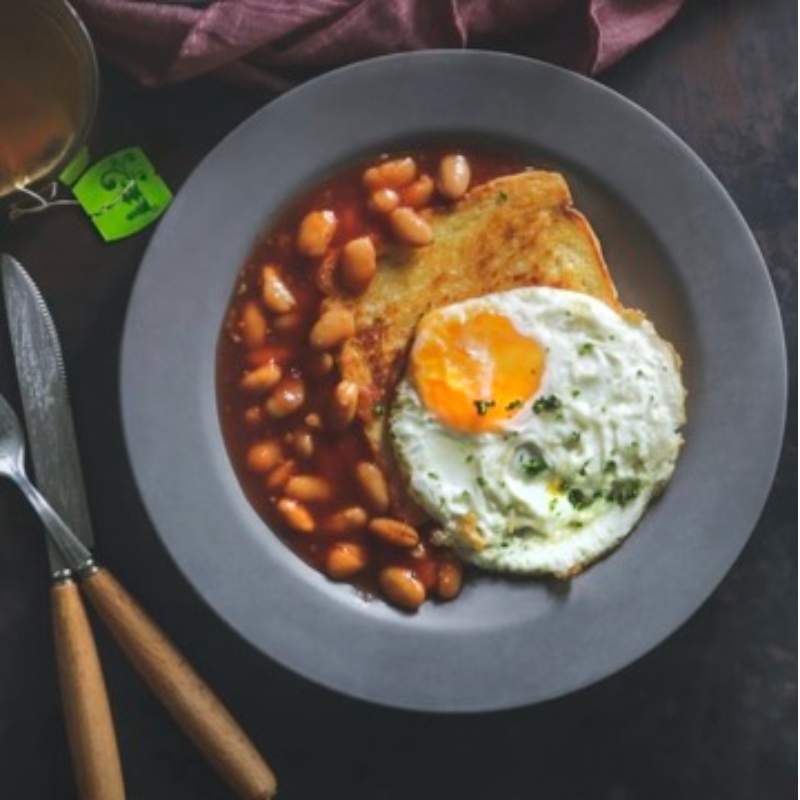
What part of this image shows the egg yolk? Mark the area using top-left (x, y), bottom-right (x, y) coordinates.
top-left (410, 308), bottom-right (545, 432)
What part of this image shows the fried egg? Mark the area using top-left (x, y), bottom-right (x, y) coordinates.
top-left (390, 286), bottom-right (686, 577)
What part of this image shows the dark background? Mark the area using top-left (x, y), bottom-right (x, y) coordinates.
top-left (0, 1), bottom-right (796, 798)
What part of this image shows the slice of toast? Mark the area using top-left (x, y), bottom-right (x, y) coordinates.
top-left (338, 170), bottom-right (620, 518)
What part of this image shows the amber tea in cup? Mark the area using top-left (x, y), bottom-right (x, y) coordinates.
top-left (0, 0), bottom-right (98, 200)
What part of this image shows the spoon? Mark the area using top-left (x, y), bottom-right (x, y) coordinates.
top-left (0, 392), bottom-right (97, 572)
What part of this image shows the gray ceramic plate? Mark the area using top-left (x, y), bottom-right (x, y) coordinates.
top-left (121, 52), bottom-right (786, 711)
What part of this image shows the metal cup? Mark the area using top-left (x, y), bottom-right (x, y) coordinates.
top-left (0, 0), bottom-right (99, 204)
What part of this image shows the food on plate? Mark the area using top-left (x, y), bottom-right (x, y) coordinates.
top-left (338, 169), bottom-right (621, 512)
top-left (217, 148), bottom-right (686, 610)
top-left (390, 286), bottom-right (686, 577)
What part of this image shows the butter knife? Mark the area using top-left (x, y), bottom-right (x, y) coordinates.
top-left (1, 254), bottom-right (277, 800)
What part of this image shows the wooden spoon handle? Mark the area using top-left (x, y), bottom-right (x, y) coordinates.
top-left (51, 578), bottom-right (126, 800)
top-left (81, 567), bottom-right (277, 800)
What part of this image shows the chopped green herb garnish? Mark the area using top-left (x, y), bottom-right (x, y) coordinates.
top-left (568, 488), bottom-right (595, 510)
top-left (505, 399), bottom-right (523, 411)
top-left (604, 460), bottom-right (617, 473)
top-left (533, 395), bottom-right (562, 414)
top-left (464, 453), bottom-right (474, 464)
top-left (476, 476), bottom-right (487, 489)
top-left (372, 403), bottom-right (386, 418)
top-left (459, 490), bottom-right (472, 502)
top-left (520, 455), bottom-right (548, 477)
top-left (473, 399), bottom-right (496, 416)
top-left (565, 431), bottom-right (581, 448)
top-left (578, 342), bottom-right (594, 355)
top-left (496, 191), bottom-right (509, 205)
top-left (428, 471), bottom-right (440, 480)
top-left (571, 389), bottom-right (581, 398)
top-left (606, 479), bottom-right (642, 506)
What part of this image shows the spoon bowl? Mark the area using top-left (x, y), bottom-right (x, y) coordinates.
top-left (0, 392), bottom-right (94, 573)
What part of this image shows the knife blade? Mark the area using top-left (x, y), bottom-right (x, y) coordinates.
top-left (1, 254), bottom-right (277, 799)
top-left (2, 253), bottom-right (126, 800)
top-left (1, 254), bottom-right (94, 575)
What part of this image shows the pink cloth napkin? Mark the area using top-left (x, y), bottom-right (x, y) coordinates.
top-left (71, 0), bottom-right (685, 91)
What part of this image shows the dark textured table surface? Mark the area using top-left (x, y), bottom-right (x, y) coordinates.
top-left (0, 1), bottom-right (796, 798)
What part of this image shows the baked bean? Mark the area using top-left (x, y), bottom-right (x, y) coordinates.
top-left (243, 406), bottom-right (262, 427)
top-left (436, 154), bottom-right (471, 200)
top-left (328, 379), bottom-right (359, 431)
top-left (306, 352), bottom-right (335, 379)
top-left (436, 559), bottom-right (463, 600)
top-left (354, 462), bottom-right (390, 513)
top-left (322, 506), bottom-right (369, 535)
top-left (314, 248), bottom-right (339, 297)
top-left (246, 441), bottom-right (282, 474)
top-left (261, 264), bottom-right (297, 313)
top-left (265, 459), bottom-right (296, 491)
top-left (367, 187), bottom-right (400, 215)
top-left (340, 237), bottom-right (377, 294)
top-left (264, 376), bottom-right (306, 418)
top-left (276, 498), bottom-right (316, 533)
top-left (378, 566), bottom-right (426, 610)
top-left (367, 518), bottom-right (419, 548)
top-left (297, 209), bottom-right (337, 257)
top-left (290, 428), bottom-right (315, 460)
top-left (272, 311), bottom-right (304, 333)
top-left (325, 541), bottom-right (369, 580)
top-left (363, 157), bottom-right (417, 191)
top-left (309, 307), bottom-right (356, 351)
top-left (304, 412), bottom-right (323, 430)
top-left (240, 300), bottom-right (268, 348)
top-left (240, 362), bottom-right (282, 394)
top-left (285, 475), bottom-right (333, 503)
top-left (246, 343), bottom-right (294, 368)
top-left (388, 207), bottom-right (433, 247)
top-left (408, 548), bottom-right (438, 590)
top-left (400, 174), bottom-right (434, 208)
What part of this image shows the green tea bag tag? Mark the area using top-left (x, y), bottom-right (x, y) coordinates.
top-left (72, 147), bottom-right (172, 242)
top-left (59, 145), bottom-right (91, 187)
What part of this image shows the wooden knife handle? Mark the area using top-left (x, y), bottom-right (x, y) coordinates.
top-left (51, 578), bottom-right (126, 800)
top-left (81, 567), bottom-right (277, 800)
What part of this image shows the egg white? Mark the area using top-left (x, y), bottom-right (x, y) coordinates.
top-left (390, 286), bottom-right (686, 577)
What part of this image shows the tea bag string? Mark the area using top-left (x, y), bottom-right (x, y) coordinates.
top-left (8, 181), bottom-right (79, 222)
